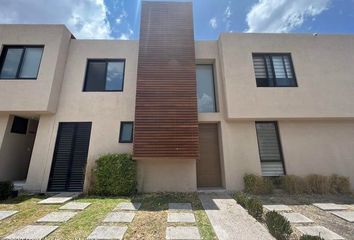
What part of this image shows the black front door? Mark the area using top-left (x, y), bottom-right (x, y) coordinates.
top-left (47, 122), bottom-right (92, 192)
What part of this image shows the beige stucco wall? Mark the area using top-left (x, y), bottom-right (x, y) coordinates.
top-left (0, 25), bottom-right (72, 113)
top-left (0, 115), bottom-right (36, 181)
top-left (218, 33), bottom-right (354, 119)
top-left (25, 40), bottom-right (139, 192)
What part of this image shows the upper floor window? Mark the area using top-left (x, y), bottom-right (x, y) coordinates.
top-left (252, 53), bottom-right (297, 87)
top-left (196, 64), bottom-right (217, 112)
top-left (83, 59), bottom-right (125, 92)
top-left (0, 46), bottom-right (44, 79)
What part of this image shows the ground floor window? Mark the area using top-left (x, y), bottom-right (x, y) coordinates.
top-left (255, 121), bottom-right (285, 176)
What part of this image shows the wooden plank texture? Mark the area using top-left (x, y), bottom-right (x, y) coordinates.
top-left (133, 2), bottom-right (199, 160)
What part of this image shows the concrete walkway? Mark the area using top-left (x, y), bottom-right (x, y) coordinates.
top-left (198, 193), bottom-right (274, 240)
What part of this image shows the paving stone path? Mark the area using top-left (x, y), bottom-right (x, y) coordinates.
top-left (38, 192), bottom-right (80, 204)
top-left (265, 203), bottom-right (346, 239)
top-left (166, 202), bottom-right (200, 240)
top-left (87, 202), bottom-right (141, 240)
top-left (4, 199), bottom-right (90, 239)
top-left (0, 210), bottom-right (18, 221)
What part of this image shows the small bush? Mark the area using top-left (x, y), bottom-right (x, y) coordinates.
top-left (306, 175), bottom-right (330, 194)
top-left (235, 192), bottom-right (248, 208)
top-left (0, 181), bottom-right (14, 200)
top-left (92, 153), bottom-right (136, 196)
top-left (300, 235), bottom-right (324, 240)
top-left (246, 197), bottom-right (263, 220)
top-left (329, 175), bottom-right (351, 194)
top-left (265, 211), bottom-right (292, 240)
top-left (244, 174), bottom-right (274, 194)
top-left (280, 175), bottom-right (310, 194)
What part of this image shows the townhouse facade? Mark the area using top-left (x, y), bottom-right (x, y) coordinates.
top-left (0, 2), bottom-right (353, 193)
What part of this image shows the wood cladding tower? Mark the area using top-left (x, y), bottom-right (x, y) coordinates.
top-left (133, 1), bottom-right (199, 160)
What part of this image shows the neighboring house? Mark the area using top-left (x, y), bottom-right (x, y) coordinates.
top-left (0, 2), bottom-right (353, 193)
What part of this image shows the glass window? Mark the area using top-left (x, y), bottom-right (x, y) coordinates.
top-left (11, 116), bottom-right (28, 134)
top-left (255, 122), bottom-right (285, 176)
top-left (196, 64), bottom-right (216, 112)
top-left (83, 59), bottom-right (125, 91)
top-left (119, 122), bottom-right (133, 143)
top-left (252, 54), bottom-right (297, 87)
top-left (0, 46), bottom-right (43, 79)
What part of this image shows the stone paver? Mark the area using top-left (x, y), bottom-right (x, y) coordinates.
top-left (168, 203), bottom-right (193, 211)
top-left (37, 211), bottom-right (78, 223)
top-left (38, 192), bottom-right (80, 204)
top-left (199, 193), bottom-right (274, 240)
top-left (312, 203), bottom-right (348, 211)
top-left (331, 211), bottom-right (354, 222)
top-left (103, 212), bottom-right (135, 223)
top-left (167, 212), bottom-right (196, 223)
top-left (297, 226), bottom-right (344, 240)
top-left (114, 202), bottom-right (141, 211)
top-left (0, 210), bottom-right (18, 221)
top-left (87, 226), bottom-right (128, 240)
top-left (263, 205), bottom-right (292, 212)
top-left (166, 226), bottom-right (201, 240)
top-left (59, 202), bottom-right (91, 210)
top-left (4, 225), bottom-right (58, 240)
top-left (281, 212), bottom-right (314, 224)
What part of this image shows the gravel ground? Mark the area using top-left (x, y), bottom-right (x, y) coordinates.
top-left (255, 193), bottom-right (354, 240)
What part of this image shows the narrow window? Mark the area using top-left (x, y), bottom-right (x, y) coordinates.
top-left (119, 122), bottom-right (133, 143)
top-left (83, 59), bottom-right (125, 91)
top-left (0, 46), bottom-right (43, 79)
top-left (252, 53), bottom-right (297, 87)
top-left (11, 116), bottom-right (28, 134)
top-left (196, 64), bottom-right (216, 112)
top-left (255, 122), bottom-right (285, 176)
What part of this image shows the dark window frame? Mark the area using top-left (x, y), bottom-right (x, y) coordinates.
top-left (255, 121), bottom-right (287, 175)
top-left (196, 63), bottom-right (218, 112)
top-left (83, 59), bottom-right (126, 92)
top-left (0, 45), bottom-right (44, 80)
top-left (11, 116), bottom-right (29, 135)
top-left (119, 121), bottom-right (134, 143)
top-left (252, 53), bottom-right (298, 88)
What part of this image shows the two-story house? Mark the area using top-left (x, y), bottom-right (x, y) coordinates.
top-left (0, 1), bottom-right (353, 193)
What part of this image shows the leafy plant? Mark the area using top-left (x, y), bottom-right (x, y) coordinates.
top-left (246, 197), bottom-right (263, 220)
top-left (280, 175), bottom-right (310, 194)
top-left (234, 192), bottom-right (248, 208)
top-left (244, 174), bottom-right (274, 194)
top-left (0, 181), bottom-right (14, 200)
top-left (92, 153), bottom-right (136, 196)
top-left (265, 211), bottom-right (292, 240)
top-left (300, 235), bottom-right (324, 240)
top-left (329, 174), bottom-right (351, 194)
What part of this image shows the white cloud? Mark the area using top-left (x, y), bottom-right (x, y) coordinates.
top-left (0, 0), bottom-right (112, 39)
top-left (223, 1), bottom-right (232, 31)
top-left (209, 17), bottom-right (218, 29)
top-left (246, 0), bottom-right (331, 33)
top-left (116, 18), bottom-right (122, 24)
top-left (118, 28), bottom-right (134, 40)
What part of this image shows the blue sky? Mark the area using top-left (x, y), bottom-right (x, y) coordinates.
top-left (0, 0), bottom-right (353, 40)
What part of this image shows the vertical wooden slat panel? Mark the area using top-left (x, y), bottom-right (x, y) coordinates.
top-left (133, 2), bottom-right (199, 160)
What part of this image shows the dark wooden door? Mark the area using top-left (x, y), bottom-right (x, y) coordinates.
top-left (47, 122), bottom-right (92, 192)
top-left (197, 124), bottom-right (222, 187)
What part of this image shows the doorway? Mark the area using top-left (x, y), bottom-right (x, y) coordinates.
top-left (197, 123), bottom-right (222, 187)
top-left (47, 122), bottom-right (92, 192)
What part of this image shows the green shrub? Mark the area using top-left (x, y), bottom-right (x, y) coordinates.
top-left (92, 153), bottom-right (136, 196)
top-left (280, 175), bottom-right (310, 194)
top-left (0, 181), bottom-right (14, 200)
top-left (306, 175), bottom-right (330, 194)
top-left (246, 197), bottom-right (263, 220)
top-left (329, 175), bottom-right (351, 194)
top-left (265, 211), bottom-right (292, 240)
top-left (235, 192), bottom-right (248, 208)
top-left (300, 235), bottom-right (324, 240)
top-left (244, 174), bottom-right (274, 194)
